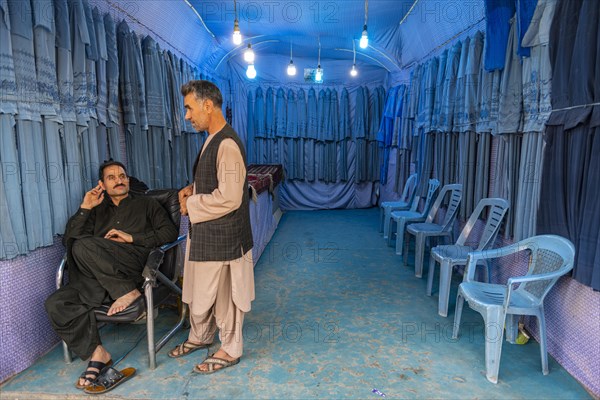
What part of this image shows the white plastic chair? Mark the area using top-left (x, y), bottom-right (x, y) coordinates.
top-left (403, 184), bottom-right (462, 278)
top-left (380, 173), bottom-right (418, 239)
top-left (389, 179), bottom-right (440, 255)
top-left (427, 198), bottom-right (510, 317)
top-left (452, 235), bottom-right (575, 384)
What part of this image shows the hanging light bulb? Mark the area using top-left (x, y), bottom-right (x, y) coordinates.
top-left (246, 63), bottom-right (257, 79)
top-left (232, 1), bottom-right (242, 45)
top-left (350, 40), bottom-right (358, 76)
top-left (287, 41), bottom-right (296, 76)
top-left (315, 65), bottom-right (323, 82)
top-left (244, 43), bottom-right (255, 63)
top-left (359, 25), bottom-right (369, 48)
top-left (359, 0), bottom-right (369, 48)
top-left (287, 60), bottom-right (296, 76)
top-left (314, 38), bottom-right (323, 82)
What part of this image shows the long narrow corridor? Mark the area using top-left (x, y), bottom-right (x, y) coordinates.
top-left (0, 209), bottom-right (590, 399)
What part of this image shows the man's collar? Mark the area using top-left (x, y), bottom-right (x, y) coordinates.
top-left (107, 193), bottom-right (132, 207)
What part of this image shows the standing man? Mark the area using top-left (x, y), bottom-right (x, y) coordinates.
top-left (45, 161), bottom-right (178, 388)
top-left (168, 80), bottom-right (254, 374)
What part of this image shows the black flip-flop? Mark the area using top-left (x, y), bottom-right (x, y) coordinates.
top-left (83, 366), bottom-right (136, 395)
top-left (75, 359), bottom-right (113, 389)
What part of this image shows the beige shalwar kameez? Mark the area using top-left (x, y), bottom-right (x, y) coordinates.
top-left (182, 133), bottom-right (255, 359)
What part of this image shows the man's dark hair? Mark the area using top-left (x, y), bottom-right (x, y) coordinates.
top-left (99, 160), bottom-right (127, 181)
top-left (181, 80), bottom-right (223, 108)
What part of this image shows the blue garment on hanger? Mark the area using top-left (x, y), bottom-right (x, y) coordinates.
top-left (295, 89), bottom-right (306, 180)
top-left (7, 0), bottom-right (54, 250)
top-left (378, 85), bottom-right (398, 145)
top-left (265, 87), bottom-right (274, 139)
top-left (0, 2), bottom-right (26, 256)
top-left (307, 88), bottom-right (318, 139)
top-left (354, 87), bottom-right (367, 139)
top-left (297, 88), bottom-right (307, 137)
top-left (338, 88), bottom-right (351, 181)
top-left (246, 91), bottom-right (255, 164)
top-left (317, 89), bottom-right (326, 141)
top-left (286, 89), bottom-right (298, 138)
top-left (339, 88), bottom-right (351, 141)
top-left (517, 0), bottom-right (537, 58)
top-left (254, 87), bottom-right (265, 138)
top-left (431, 49), bottom-right (448, 132)
top-left (275, 88), bottom-right (286, 137)
top-left (484, 0), bottom-right (516, 71)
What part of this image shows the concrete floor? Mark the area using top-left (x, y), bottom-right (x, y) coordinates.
top-left (0, 209), bottom-right (592, 399)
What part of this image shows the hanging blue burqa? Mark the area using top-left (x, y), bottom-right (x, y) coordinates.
top-left (295, 88), bottom-right (307, 180)
top-left (0, 0), bottom-right (26, 257)
top-left (103, 12), bottom-right (121, 162)
top-left (353, 86), bottom-right (368, 182)
top-left (254, 87), bottom-right (266, 163)
top-left (326, 89), bottom-right (339, 182)
top-left (338, 88), bottom-right (351, 181)
top-left (274, 88), bottom-right (286, 165)
top-left (265, 87), bottom-right (274, 162)
top-left (32, 0), bottom-right (69, 234)
top-left (285, 89), bottom-right (298, 179)
top-left (8, 0), bottom-right (53, 250)
top-left (305, 88), bottom-right (318, 181)
top-left (246, 90), bottom-right (255, 164)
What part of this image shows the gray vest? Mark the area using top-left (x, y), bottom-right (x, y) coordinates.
top-left (189, 125), bottom-right (253, 261)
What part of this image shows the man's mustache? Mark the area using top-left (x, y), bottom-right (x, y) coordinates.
top-left (114, 184), bottom-right (126, 188)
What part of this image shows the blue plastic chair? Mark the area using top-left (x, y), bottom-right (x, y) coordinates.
top-left (389, 179), bottom-right (440, 255)
top-left (427, 198), bottom-right (510, 317)
top-left (403, 184), bottom-right (462, 278)
top-left (380, 173), bottom-right (418, 239)
top-left (452, 235), bottom-right (575, 384)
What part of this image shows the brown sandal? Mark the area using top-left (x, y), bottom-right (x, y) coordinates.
top-left (193, 355), bottom-right (240, 374)
top-left (167, 341), bottom-right (211, 358)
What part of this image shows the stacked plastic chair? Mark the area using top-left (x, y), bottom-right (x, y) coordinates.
top-left (380, 173), bottom-right (417, 239)
top-left (403, 184), bottom-right (462, 277)
top-left (389, 179), bottom-right (440, 255)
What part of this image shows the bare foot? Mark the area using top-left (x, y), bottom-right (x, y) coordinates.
top-left (107, 289), bottom-right (141, 316)
top-left (77, 345), bottom-right (111, 388)
top-left (195, 348), bottom-right (237, 372)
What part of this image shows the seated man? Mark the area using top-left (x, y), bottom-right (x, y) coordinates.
top-left (45, 161), bottom-right (178, 389)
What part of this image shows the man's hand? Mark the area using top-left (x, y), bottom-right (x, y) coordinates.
top-left (80, 185), bottom-right (104, 210)
top-left (178, 185), bottom-right (193, 216)
top-left (104, 229), bottom-right (133, 243)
